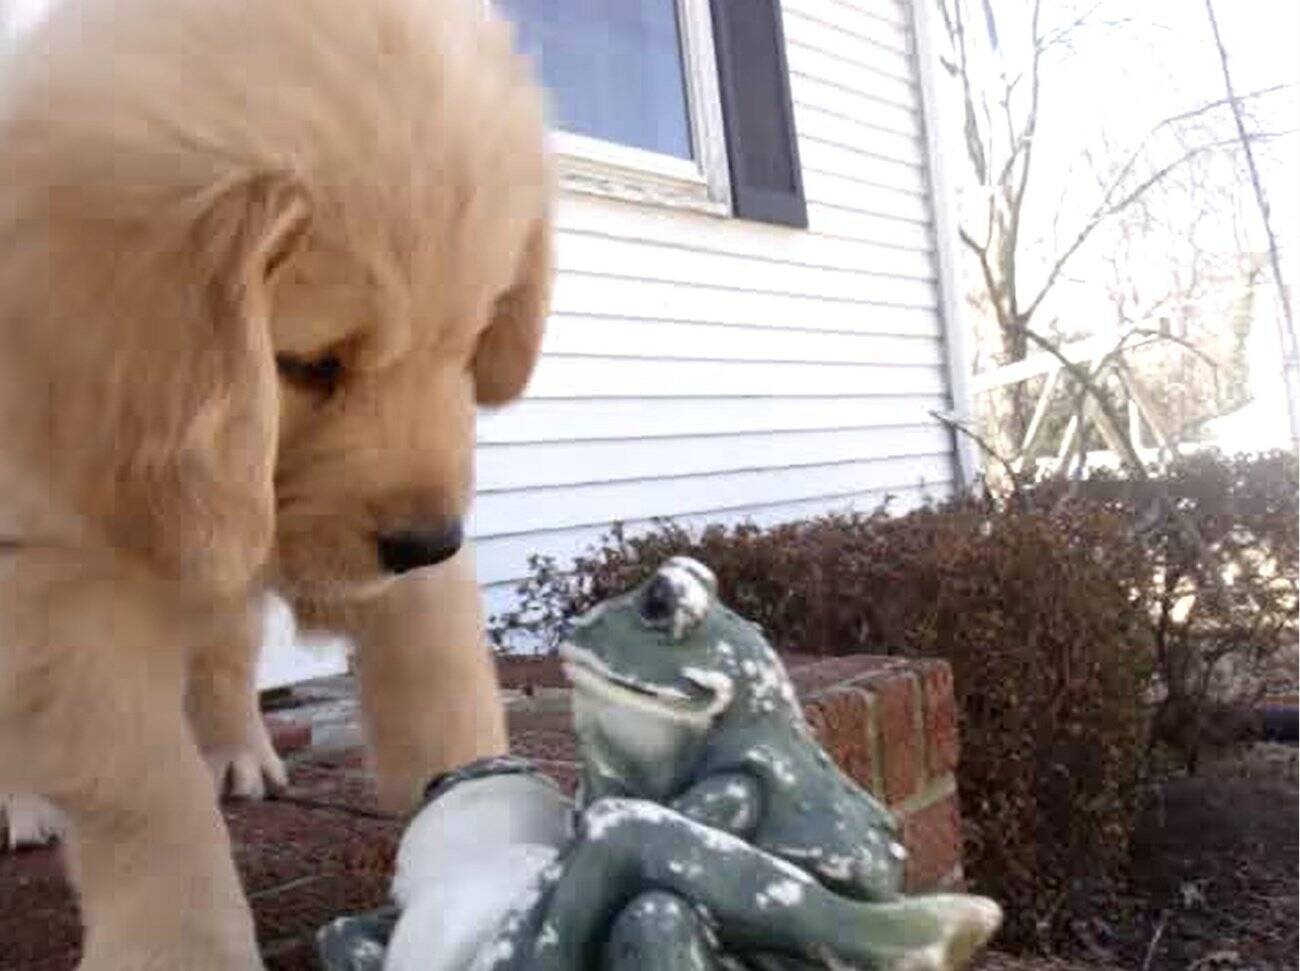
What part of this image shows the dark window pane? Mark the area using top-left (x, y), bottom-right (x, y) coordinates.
top-left (499, 0), bottom-right (693, 160)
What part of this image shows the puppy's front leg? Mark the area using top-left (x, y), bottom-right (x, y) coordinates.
top-left (344, 544), bottom-right (508, 813)
top-left (186, 601), bottom-right (287, 800)
top-left (0, 552), bottom-right (262, 970)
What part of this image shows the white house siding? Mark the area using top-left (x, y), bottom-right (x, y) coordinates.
top-left (475, 0), bottom-right (963, 624)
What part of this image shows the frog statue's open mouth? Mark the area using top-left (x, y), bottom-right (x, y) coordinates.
top-left (559, 643), bottom-right (733, 732)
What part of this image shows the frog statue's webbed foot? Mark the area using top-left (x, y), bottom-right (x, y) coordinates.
top-left (316, 907), bottom-right (400, 971)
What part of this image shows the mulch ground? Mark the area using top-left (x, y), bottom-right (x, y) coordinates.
top-left (977, 743), bottom-right (1298, 971)
top-left (0, 753), bottom-right (402, 971)
top-left (1107, 743), bottom-right (1298, 971)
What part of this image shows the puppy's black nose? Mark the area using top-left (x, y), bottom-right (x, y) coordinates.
top-left (377, 521), bottom-right (464, 574)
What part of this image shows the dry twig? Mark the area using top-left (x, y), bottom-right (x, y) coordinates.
top-left (1140, 911), bottom-right (1169, 971)
top-left (1203, 0), bottom-right (1299, 450)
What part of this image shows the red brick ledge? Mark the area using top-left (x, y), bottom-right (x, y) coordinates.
top-left (797, 656), bottom-right (965, 892)
top-left (265, 715), bottom-right (314, 758)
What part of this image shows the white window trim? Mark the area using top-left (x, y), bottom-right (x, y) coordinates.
top-left (535, 0), bottom-right (733, 217)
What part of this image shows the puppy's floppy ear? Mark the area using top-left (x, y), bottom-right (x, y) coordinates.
top-left (21, 174), bottom-right (308, 594)
top-left (146, 176), bottom-right (310, 592)
top-left (473, 218), bottom-right (552, 406)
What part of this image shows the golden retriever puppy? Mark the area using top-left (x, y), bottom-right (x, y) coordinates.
top-left (0, 0), bottom-right (551, 964)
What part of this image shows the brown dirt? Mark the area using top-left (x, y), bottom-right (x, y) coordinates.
top-left (975, 743), bottom-right (1297, 971)
top-left (978, 743), bottom-right (1298, 971)
top-left (1112, 743), bottom-right (1298, 970)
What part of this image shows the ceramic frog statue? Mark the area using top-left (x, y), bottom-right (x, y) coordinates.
top-left (562, 556), bottom-right (905, 901)
top-left (317, 558), bottom-right (1001, 971)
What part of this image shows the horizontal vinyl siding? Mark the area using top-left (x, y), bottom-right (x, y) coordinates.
top-left (552, 273), bottom-right (940, 332)
top-left (479, 395), bottom-right (949, 444)
top-left (474, 0), bottom-right (955, 594)
top-left (556, 233), bottom-right (938, 305)
top-left (476, 425), bottom-right (951, 493)
top-left (480, 477), bottom-right (946, 621)
top-left (556, 194), bottom-right (934, 273)
top-left (538, 317), bottom-right (945, 365)
top-left (477, 476), bottom-right (948, 592)
top-left (472, 452), bottom-right (952, 540)
top-left (523, 357), bottom-right (946, 400)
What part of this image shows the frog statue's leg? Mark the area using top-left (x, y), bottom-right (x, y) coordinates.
top-left (670, 773), bottom-right (762, 838)
top-left (603, 890), bottom-right (829, 971)
top-left (601, 891), bottom-right (718, 971)
top-left (668, 771), bottom-right (843, 970)
top-left (474, 798), bottom-right (1000, 971)
top-left (602, 896), bottom-right (829, 971)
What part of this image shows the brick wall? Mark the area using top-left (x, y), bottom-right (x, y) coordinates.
top-left (793, 655), bottom-right (965, 892)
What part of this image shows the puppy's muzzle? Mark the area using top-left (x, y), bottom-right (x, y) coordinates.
top-left (376, 520), bottom-right (464, 574)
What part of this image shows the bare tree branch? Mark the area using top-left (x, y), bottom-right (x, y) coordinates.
top-left (929, 409), bottom-right (1024, 492)
top-left (1036, 1), bottom-right (1108, 56)
top-left (1002, 0), bottom-right (1044, 324)
top-left (976, 0), bottom-right (999, 50)
top-left (1203, 0), bottom-right (1299, 450)
top-left (1021, 129), bottom-right (1284, 323)
top-left (960, 226), bottom-right (1009, 332)
top-left (939, 0), bottom-right (991, 188)
top-left (1127, 327), bottom-right (1224, 380)
top-left (1160, 82), bottom-right (1288, 131)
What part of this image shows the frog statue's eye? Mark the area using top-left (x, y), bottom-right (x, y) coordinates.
top-left (638, 574), bottom-right (677, 629)
top-left (637, 558), bottom-right (716, 641)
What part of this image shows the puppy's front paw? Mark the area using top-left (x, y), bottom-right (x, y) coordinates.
top-left (204, 717), bottom-right (289, 801)
top-left (1, 793), bottom-right (66, 850)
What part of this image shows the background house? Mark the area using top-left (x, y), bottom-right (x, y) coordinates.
top-left (470, 0), bottom-right (974, 641)
top-left (1, 0), bottom-right (975, 681)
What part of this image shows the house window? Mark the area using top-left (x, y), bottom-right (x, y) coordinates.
top-left (498, 0), bottom-right (694, 160)
top-left (495, 0), bottom-right (808, 227)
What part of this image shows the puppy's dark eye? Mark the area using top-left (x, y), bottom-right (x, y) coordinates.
top-left (276, 352), bottom-right (343, 394)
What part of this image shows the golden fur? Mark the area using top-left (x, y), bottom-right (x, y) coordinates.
top-left (0, 0), bottom-right (551, 965)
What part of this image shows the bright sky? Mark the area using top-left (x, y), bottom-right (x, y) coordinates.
top-left (1199, 0), bottom-right (1298, 435)
top-left (1055, 0), bottom-right (1297, 242)
top-left (963, 0), bottom-right (1296, 257)
top-left (946, 0), bottom-right (1298, 440)
top-left (1, 0), bottom-right (45, 40)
